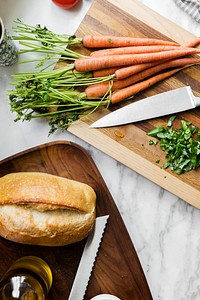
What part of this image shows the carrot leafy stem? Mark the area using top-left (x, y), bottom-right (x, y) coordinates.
top-left (12, 19), bottom-right (84, 68)
top-left (8, 65), bottom-right (111, 134)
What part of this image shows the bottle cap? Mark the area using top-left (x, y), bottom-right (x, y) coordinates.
top-left (90, 294), bottom-right (121, 300)
top-left (7, 256), bottom-right (53, 292)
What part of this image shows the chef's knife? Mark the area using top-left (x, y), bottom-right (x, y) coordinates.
top-left (90, 86), bottom-right (200, 128)
top-left (68, 215), bottom-right (109, 300)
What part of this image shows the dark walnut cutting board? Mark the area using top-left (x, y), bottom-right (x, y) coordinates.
top-left (67, 0), bottom-right (200, 209)
top-left (0, 141), bottom-right (153, 300)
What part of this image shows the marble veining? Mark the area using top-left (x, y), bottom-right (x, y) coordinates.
top-left (0, 1), bottom-right (200, 299)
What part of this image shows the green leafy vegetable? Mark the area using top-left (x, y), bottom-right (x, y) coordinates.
top-left (147, 116), bottom-right (200, 174)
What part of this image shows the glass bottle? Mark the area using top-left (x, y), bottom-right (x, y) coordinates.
top-left (0, 256), bottom-right (53, 300)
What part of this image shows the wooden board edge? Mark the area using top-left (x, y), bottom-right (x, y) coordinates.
top-left (68, 121), bottom-right (200, 209)
top-left (106, 0), bottom-right (196, 43)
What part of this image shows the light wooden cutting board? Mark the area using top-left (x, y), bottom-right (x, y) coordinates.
top-left (68, 0), bottom-right (200, 208)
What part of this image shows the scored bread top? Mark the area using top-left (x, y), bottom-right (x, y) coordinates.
top-left (0, 172), bottom-right (96, 213)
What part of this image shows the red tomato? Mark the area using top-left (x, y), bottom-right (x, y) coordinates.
top-left (52, 0), bottom-right (80, 9)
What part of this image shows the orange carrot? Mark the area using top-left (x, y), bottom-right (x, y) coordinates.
top-left (85, 82), bottom-right (112, 99)
top-left (86, 57), bottom-right (200, 98)
top-left (115, 56), bottom-right (200, 80)
top-left (90, 45), bottom-right (182, 57)
top-left (75, 48), bottom-right (199, 72)
top-left (92, 63), bottom-right (159, 79)
top-left (86, 73), bottom-right (142, 99)
top-left (186, 37), bottom-right (200, 48)
top-left (115, 61), bottom-right (166, 79)
top-left (93, 67), bottom-right (120, 77)
top-left (110, 67), bottom-right (185, 104)
top-left (82, 35), bottom-right (179, 48)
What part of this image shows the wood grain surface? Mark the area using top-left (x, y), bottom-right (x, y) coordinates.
top-left (68, 0), bottom-right (200, 208)
top-left (0, 141), bottom-right (153, 300)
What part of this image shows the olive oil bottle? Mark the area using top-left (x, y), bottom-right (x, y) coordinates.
top-left (0, 256), bottom-right (52, 300)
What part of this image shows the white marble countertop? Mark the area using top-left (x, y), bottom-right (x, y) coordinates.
top-left (0, 1), bottom-right (200, 299)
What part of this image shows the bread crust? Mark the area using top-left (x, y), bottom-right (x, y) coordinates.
top-left (0, 172), bottom-right (96, 246)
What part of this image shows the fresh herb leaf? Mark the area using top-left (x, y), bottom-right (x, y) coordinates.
top-left (149, 139), bottom-right (158, 145)
top-left (167, 115), bottom-right (176, 126)
top-left (147, 116), bottom-right (200, 174)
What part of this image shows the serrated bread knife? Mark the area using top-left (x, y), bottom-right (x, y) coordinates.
top-left (90, 86), bottom-right (200, 128)
top-left (68, 215), bottom-right (109, 300)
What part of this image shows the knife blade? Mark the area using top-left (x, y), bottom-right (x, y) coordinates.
top-left (90, 86), bottom-right (200, 128)
top-left (68, 215), bottom-right (109, 300)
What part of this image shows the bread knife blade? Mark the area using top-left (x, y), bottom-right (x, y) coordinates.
top-left (68, 215), bottom-right (109, 300)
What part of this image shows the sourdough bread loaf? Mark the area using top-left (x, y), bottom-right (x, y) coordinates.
top-left (0, 172), bottom-right (96, 246)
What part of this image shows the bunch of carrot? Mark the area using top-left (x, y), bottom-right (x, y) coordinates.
top-left (73, 34), bottom-right (200, 104)
top-left (10, 22), bottom-right (200, 132)
top-left (12, 19), bottom-right (200, 105)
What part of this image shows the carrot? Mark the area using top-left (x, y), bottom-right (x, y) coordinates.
top-left (93, 67), bottom-right (120, 77)
top-left (75, 48), bottom-right (199, 72)
top-left (90, 45), bottom-right (182, 57)
top-left (85, 82), bottom-right (112, 99)
top-left (86, 57), bottom-right (200, 98)
top-left (86, 71), bottom-right (149, 98)
top-left (82, 35), bottom-right (179, 48)
top-left (115, 61), bottom-right (165, 79)
top-left (110, 67), bottom-right (185, 104)
top-left (186, 37), bottom-right (200, 48)
top-left (93, 65), bottom-right (167, 79)
top-left (116, 56), bottom-right (200, 80)
top-left (92, 63), bottom-right (161, 79)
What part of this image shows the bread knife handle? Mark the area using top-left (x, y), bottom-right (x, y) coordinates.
top-left (68, 215), bottom-right (109, 300)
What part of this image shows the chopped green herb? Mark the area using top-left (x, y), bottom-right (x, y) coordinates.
top-left (147, 116), bottom-right (200, 174)
top-left (167, 115), bottom-right (176, 127)
top-left (149, 139), bottom-right (158, 145)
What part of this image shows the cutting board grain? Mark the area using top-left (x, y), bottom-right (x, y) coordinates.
top-left (0, 141), bottom-right (153, 300)
top-left (68, 0), bottom-right (200, 209)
